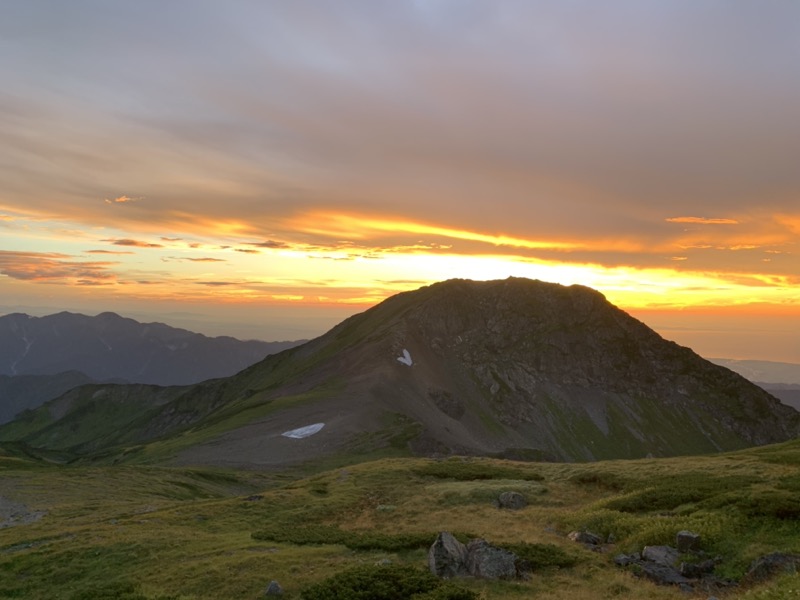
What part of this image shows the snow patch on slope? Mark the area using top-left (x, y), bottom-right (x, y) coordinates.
top-left (282, 422), bottom-right (325, 439)
top-left (397, 349), bottom-right (413, 366)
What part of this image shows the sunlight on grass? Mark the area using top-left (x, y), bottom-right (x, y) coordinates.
top-left (2, 442), bottom-right (800, 598)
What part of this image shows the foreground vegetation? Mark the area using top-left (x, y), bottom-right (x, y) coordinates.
top-left (2, 440), bottom-right (800, 599)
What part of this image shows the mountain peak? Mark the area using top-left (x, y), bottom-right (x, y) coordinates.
top-left (169, 277), bottom-right (800, 467)
top-left (95, 311), bottom-right (124, 320)
top-left (4, 279), bottom-right (797, 468)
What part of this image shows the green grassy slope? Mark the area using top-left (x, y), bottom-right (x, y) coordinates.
top-left (2, 441), bottom-right (800, 599)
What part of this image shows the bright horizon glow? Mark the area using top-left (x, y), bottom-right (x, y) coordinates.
top-left (2, 203), bottom-right (800, 361)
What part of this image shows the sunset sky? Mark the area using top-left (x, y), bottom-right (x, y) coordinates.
top-left (1, 1), bottom-right (799, 362)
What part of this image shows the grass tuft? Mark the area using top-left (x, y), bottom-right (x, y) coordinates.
top-left (300, 564), bottom-right (478, 600)
top-left (251, 525), bottom-right (473, 552)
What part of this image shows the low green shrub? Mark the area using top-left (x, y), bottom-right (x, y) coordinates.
top-left (738, 491), bottom-right (800, 520)
top-left (503, 542), bottom-right (577, 569)
top-left (603, 473), bottom-right (757, 513)
top-left (412, 583), bottom-right (480, 600)
top-left (301, 564), bottom-right (477, 600)
top-left (775, 475), bottom-right (800, 492)
top-left (252, 525), bottom-right (474, 552)
top-left (413, 460), bottom-right (543, 482)
top-left (568, 471), bottom-right (626, 491)
top-left (68, 582), bottom-right (177, 600)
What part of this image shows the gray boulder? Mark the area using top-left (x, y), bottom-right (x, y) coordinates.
top-left (498, 491), bottom-right (527, 510)
top-left (743, 552), bottom-right (800, 583)
top-left (679, 558), bottom-right (716, 578)
top-left (465, 539), bottom-right (518, 579)
top-left (676, 530), bottom-right (701, 553)
top-left (429, 532), bottom-right (469, 578)
top-left (616, 551), bottom-right (692, 589)
top-left (568, 530), bottom-right (602, 546)
top-left (615, 547), bottom-right (736, 594)
top-left (639, 561), bottom-right (693, 588)
top-left (614, 553), bottom-right (638, 567)
top-left (264, 580), bottom-right (283, 596)
top-left (428, 532), bottom-right (525, 580)
top-left (642, 545), bottom-right (680, 567)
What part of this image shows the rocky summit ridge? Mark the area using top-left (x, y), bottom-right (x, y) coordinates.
top-left (2, 278), bottom-right (797, 467)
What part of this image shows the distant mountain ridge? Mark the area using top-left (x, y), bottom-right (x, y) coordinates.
top-left (709, 358), bottom-right (800, 385)
top-left (2, 278), bottom-right (797, 467)
top-left (758, 385), bottom-right (800, 412)
top-left (0, 311), bottom-right (304, 387)
top-left (707, 358), bottom-right (800, 411)
top-left (0, 371), bottom-right (102, 425)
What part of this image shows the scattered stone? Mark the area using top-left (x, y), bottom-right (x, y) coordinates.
top-left (497, 491), bottom-right (527, 510)
top-left (376, 558), bottom-right (393, 566)
top-left (615, 551), bottom-right (691, 587)
top-left (465, 539), bottom-right (518, 579)
top-left (264, 580), bottom-right (283, 596)
top-left (642, 545), bottom-right (680, 568)
top-left (568, 530), bottom-right (602, 546)
top-left (616, 544), bottom-right (737, 594)
top-left (606, 533), bottom-right (616, 544)
top-left (614, 553), bottom-right (637, 567)
top-left (638, 560), bottom-right (692, 588)
top-left (429, 532), bottom-right (469, 579)
top-left (743, 552), bottom-right (800, 584)
top-left (680, 558), bottom-right (716, 578)
top-left (676, 530), bottom-right (701, 553)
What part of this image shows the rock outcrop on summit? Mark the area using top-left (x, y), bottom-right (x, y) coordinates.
top-left (3, 278), bottom-right (798, 467)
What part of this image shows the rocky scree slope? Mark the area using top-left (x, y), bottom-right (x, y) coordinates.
top-left (2, 278), bottom-right (797, 466)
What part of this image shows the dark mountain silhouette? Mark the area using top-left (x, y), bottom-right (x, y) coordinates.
top-left (0, 311), bottom-right (303, 385)
top-left (0, 371), bottom-right (102, 424)
top-left (1, 279), bottom-right (797, 467)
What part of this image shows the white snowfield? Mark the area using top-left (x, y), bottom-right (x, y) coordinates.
top-left (281, 422), bottom-right (325, 439)
top-left (397, 348), bottom-right (413, 366)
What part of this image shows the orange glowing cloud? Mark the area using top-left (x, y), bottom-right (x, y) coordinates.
top-left (776, 214), bottom-right (800, 235)
top-left (105, 195), bottom-right (140, 204)
top-left (666, 216), bottom-right (739, 225)
top-left (287, 211), bottom-right (583, 251)
top-left (102, 238), bottom-right (164, 248)
top-left (0, 250), bottom-right (118, 284)
top-left (174, 257), bottom-right (227, 262)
